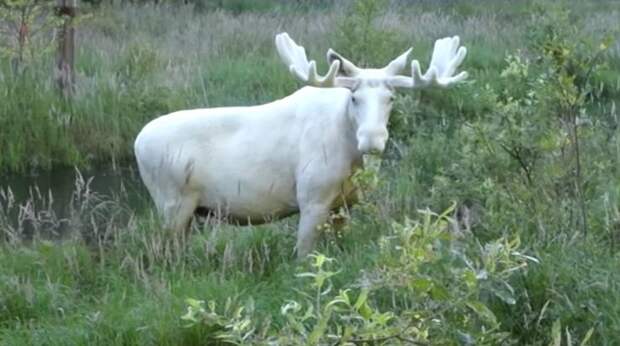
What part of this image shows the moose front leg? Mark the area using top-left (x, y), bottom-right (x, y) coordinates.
top-left (296, 203), bottom-right (331, 259)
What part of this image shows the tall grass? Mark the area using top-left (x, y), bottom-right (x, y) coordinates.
top-left (0, 170), bottom-right (375, 344)
top-left (1, 160), bottom-right (619, 344)
top-left (1, 1), bottom-right (620, 344)
top-left (13, 2), bottom-right (620, 172)
top-left (6, 1), bottom-right (619, 172)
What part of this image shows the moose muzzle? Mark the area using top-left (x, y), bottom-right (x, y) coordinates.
top-left (357, 127), bottom-right (388, 155)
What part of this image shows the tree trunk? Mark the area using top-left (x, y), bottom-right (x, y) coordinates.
top-left (56, 0), bottom-right (76, 97)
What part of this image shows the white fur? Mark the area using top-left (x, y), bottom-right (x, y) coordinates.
top-left (134, 32), bottom-right (468, 257)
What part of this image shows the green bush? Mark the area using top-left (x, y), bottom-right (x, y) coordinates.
top-left (1, 0), bottom-right (620, 344)
top-left (181, 208), bottom-right (537, 344)
top-left (333, 0), bottom-right (408, 66)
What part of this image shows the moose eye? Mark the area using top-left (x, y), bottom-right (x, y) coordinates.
top-left (351, 96), bottom-right (357, 104)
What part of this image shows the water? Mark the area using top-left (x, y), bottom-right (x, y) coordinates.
top-left (0, 165), bottom-right (150, 233)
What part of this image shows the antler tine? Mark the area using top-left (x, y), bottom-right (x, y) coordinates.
top-left (392, 35), bottom-right (468, 89)
top-left (275, 32), bottom-right (339, 87)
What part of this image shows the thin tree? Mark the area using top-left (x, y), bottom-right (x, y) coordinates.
top-left (56, 0), bottom-right (76, 97)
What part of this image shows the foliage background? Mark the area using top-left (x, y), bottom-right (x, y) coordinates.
top-left (1, 0), bottom-right (619, 344)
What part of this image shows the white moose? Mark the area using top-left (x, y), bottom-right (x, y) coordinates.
top-left (134, 32), bottom-right (468, 257)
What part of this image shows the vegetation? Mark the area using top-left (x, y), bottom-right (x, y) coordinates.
top-left (1, 0), bottom-right (620, 344)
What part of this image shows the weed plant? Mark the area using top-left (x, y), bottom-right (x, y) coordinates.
top-left (1, 0), bottom-right (620, 344)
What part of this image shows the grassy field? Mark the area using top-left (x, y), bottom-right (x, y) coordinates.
top-left (2, 0), bottom-right (616, 173)
top-left (1, 0), bottom-right (620, 344)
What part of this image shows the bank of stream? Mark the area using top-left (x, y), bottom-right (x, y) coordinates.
top-left (0, 165), bottom-right (149, 238)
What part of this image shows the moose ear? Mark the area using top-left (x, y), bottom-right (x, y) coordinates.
top-left (327, 49), bottom-right (361, 77)
top-left (383, 48), bottom-right (412, 76)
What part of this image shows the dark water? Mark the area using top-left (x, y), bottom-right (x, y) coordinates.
top-left (0, 165), bottom-right (150, 224)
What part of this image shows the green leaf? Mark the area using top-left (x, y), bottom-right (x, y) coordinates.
top-left (579, 327), bottom-right (594, 346)
top-left (359, 302), bottom-right (373, 320)
top-left (180, 307), bottom-right (198, 323)
top-left (373, 311), bottom-right (394, 326)
top-left (493, 286), bottom-right (516, 305)
top-left (308, 307), bottom-right (332, 345)
top-left (550, 319), bottom-right (561, 346)
top-left (412, 278), bottom-right (434, 293)
top-left (430, 284), bottom-right (450, 301)
top-left (295, 272), bottom-right (316, 279)
top-left (185, 298), bottom-right (204, 309)
top-left (462, 270), bottom-right (477, 289)
top-left (353, 288), bottom-right (369, 310)
top-left (466, 301), bottom-right (498, 326)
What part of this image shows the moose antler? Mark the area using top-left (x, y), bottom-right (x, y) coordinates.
top-left (390, 36), bottom-right (468, 89)
top-left (415, 36), bottom-right (468, 87)
top-left (275, 32), bottom-right (340, 87)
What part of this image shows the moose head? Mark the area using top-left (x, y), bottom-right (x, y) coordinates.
top-left (276, 32), bottom-right (468, 155)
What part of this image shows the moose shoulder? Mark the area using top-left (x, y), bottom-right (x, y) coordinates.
top-left (134, 32), bottom-right (468, 258)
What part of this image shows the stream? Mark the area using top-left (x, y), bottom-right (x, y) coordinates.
top-left (0, 165), bottom-right (150, 236)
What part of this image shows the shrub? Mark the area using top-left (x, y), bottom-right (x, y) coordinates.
top-left (181, 207), bottom-right (537, 344)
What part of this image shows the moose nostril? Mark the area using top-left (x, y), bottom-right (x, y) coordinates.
top-left (358, 138), bottom-right (386, 155)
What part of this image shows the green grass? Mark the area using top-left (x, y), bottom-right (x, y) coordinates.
top-left (3, 1), bottom-right (617, 173)
top-left (2, 0), bottom-right (620, 344)
top-left (1, 170), bottom-right (619, 344)
top-left (0, 203), bottom-right (385, 344)
top-left (0, 0), bottom-right (549, 172)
